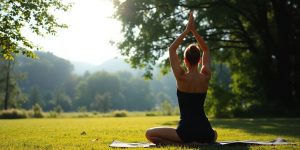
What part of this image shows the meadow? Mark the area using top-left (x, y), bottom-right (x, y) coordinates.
top-left (0, 116), bottom-right (299, 150)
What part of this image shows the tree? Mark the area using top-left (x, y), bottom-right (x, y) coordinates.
top-left (91, 93), bottom-right (112, 112)
top-left (117, 74), bottom-right (155, 111)
top-left (23, 86), bottom-right (43, 109)
top-left (113, 0), bottom-right (300, 116)
top-left (3, 60), bottom-right (11, 110)
top-left (52, 88), bottom-right (72, 112)
top-left (160, 99), bottom-right (173, 116)
top-left (75, 71), bottom-right (121, 110)
top-left (0, 0), bottom-right (71, 59)
top-left (0, 58), bottom-right (26, 109)
top-left (17, 52), bottom-right (74, 92)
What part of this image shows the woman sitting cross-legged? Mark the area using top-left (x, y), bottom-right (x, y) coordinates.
top-left (145, 11), bottom-right (217, 146)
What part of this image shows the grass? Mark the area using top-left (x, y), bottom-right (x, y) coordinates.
top-left (0, 116), bottom-right (299, 150)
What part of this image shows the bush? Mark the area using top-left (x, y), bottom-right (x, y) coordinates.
top-left (32, 104), bottom-right (44, 118)
top-left (92, 111), bottom-right (98, 115)
top-left (0, 109), bottom-right (28, 119)
top-left (112, 110), bottom-right (128, 117)
top-left (173, 107), bottom-right (180, 116)
top-left (145, 111), bottom-right (158, 116)
top-left (47, 111), bottom-right (57, 118)
top-left (77, 106), bottom-right (87, 112)
top-left (160, 100), bottom-right (173, 116)
top-left (53, 105), bottom-right (63, 114)
top-left (77, 113), bottom-right (89, 118)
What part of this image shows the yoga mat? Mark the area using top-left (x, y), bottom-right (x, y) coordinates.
top-left (109, 138), bottom-right (295, 148)
top-left (109, 140), bottom-right (156, 148)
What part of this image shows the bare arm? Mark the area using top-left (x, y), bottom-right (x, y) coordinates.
top-left (192, 30), bottom-right (211, 78)
top-left (190, 13), bottom-right (211, 79)
top-left (169, 28), bottom-right (190, 80)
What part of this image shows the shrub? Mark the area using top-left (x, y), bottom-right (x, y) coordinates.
top-left (77, 106), bottom-right (87, 112)
top-left (32, 104), bottom-right (44, 118)
top-left (53, 105), bottom-right (63, 114)
top-left (0, 109), bottom-right (28, 119)
top-left (160, 100), bottom-right (173, 116)
top-left (92, 111), bottom-right (98, 115)
top-left (47, 111), bottom-right (57, 118)
top-left (173, 107), bottom-right (180, 116)
top-left (77, 113), bottom-right (89, 118)
top-left (112, 110), bottom-right (128, 117)
top-left (145, 111), bottom-right (157, 116)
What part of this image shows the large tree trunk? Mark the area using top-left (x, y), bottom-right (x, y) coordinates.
top-left (271, 0), bottom-right (294, 114)
top-left (290, 0), bottom-right (300, 113)
top-left (295, 35), bottom-right (300, 112)
top-left (4, 60), bottom-right (11, 110)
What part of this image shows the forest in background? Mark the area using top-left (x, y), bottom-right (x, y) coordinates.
top-left (1, 51), bottom-right (238, 117)
top-left (0, 52), bottom-right (181, 114)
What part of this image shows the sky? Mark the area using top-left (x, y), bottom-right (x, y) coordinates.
top-left (23, 0), bottom-right (123, 65)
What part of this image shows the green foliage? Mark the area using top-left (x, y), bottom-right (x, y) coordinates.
top-left (0, 109), bottom-right (27, 119)
top-left (77, 106), bottom-right (87, 112)
top-left (17, 52), bottom-right (73, 93)
top-left (0, 59), bottom-right (27, 109)
top-left (76, 113), bottom-right (89, 118)
top-left (118, 77), bottom-right (155, 111)
top-left (75, 71), bottom-right (121, 110)
top-left (9, 53), bottom-right (172, 112)
top-left (145, 111), bottom-right (158, 116)
top-left (32, 104), bottom-right (43, 118)
top-left (113, 0), bottom-right (300, 116)
top-left (23, 86), bottom-right (42, 109)
top-left (160, 99), bottom-right (173, 116)
top-left (47, 111), bottom-right (57, 118)
top-left (75, 71), bottom-right (155, 111)
top-left (91, 93), bottom-right (112, 113)
top-left (0, 0), bottom-right (71, 59)
top-left (52, 89), bottom-right (72, 112)
top-left (16, 52), bottom-right (73, 111)
top-left (53, 105), bottom-right (63, 114)
top-left (112, 110), bottom-right (128, 117)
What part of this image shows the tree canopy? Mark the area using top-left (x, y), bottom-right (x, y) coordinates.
top-left (0, 0), bottom-right (71, 59)
top-left (113, 0), bottom-right (300, 116)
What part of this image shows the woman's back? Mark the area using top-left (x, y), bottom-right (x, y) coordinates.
top-left (177, 70), bottom-right (209, 93)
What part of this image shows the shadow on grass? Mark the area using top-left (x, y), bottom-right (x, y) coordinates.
top-left (161, 118), bottom-right (300, 149)
top-left (162, 118), bottom-right (300, 139)
top-left (163, 145), bottom-right (251, 150)
top-left (211, 118), bottom-right (300, 139)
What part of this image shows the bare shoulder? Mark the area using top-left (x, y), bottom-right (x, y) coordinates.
top-left (200, 66), bottom-right (211, 80)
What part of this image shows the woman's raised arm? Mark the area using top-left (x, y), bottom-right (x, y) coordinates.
top-left (189, 13), bottom-right (211, 79)
top-left (169, 21), bottom-right (191, 80)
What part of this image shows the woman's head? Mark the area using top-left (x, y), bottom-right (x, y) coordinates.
top-left (184, 44), bottom-right (201, 67)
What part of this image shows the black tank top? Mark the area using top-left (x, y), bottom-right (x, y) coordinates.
top-left (176, 89), bottom-right (214, 142)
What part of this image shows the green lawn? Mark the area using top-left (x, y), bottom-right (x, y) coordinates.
top-left (0, 116), bottom-right (299, 150)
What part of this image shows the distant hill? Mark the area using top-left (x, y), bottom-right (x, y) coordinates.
top-left (71, 61), bottom-right (95, 75)
top-left (90, 58), bottom-right (136, 73)
top-left (72, 58), bottom-right (141, 75)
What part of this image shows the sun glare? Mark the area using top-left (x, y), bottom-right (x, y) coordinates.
top-left (23, 0), bottom-right (123, 65)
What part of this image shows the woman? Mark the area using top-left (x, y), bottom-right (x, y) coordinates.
top-left (145, 11), bottom-right (217, 145)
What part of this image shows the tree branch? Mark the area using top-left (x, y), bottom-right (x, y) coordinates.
top-left (210, 45), bottom-right (250, 51)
